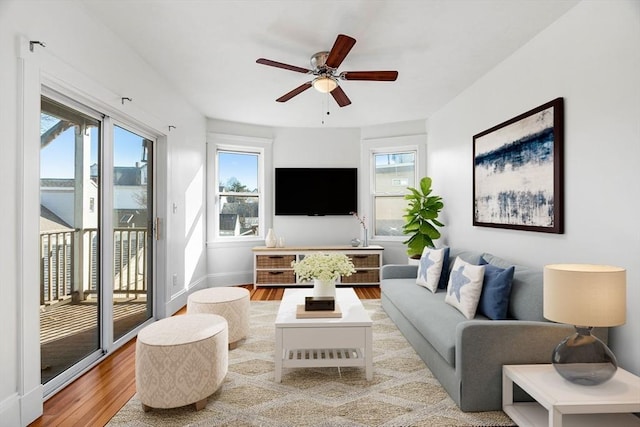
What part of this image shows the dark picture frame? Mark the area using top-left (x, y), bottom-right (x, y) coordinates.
top-left (473, 98), bottom-right (564, 233)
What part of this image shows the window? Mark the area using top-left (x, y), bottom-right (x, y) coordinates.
top-left (215, 148), bottom-right (262, 238)
top-left (372, 151), bottom-right (416, 237)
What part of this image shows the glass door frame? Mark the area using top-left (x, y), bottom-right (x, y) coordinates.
top-left (109, 119), bottom-right (156, 347)
top-left (40, 87), bottom-right (160, 397)
top-left (40, 88), bottom-right (106, 396)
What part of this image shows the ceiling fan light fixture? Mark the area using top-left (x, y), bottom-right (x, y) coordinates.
top-left (312, 76), bottom-right (338, 93)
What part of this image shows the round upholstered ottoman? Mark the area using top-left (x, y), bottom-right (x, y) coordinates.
top-left (187, 287), bottom-right (250, 349)
top-left (135, 314), bottom-right (228, 412)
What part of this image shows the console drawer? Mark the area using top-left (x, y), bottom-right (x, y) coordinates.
top-left (348, 254), bottom-right (380, 268)
top-left (341, 270), bottom-right (379, 284)
top-left (256, 255), bottom-right (295, 269)
top-left (256, 270), bottom-right (296, 284)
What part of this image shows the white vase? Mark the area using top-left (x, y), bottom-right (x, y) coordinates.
top-left (313, 278), bottom-right (336, 298)
top-left (265, 228), bottom-right (277, 248)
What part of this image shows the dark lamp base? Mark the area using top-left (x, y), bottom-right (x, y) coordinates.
top-left (552, 327), bottom-right (617, 386)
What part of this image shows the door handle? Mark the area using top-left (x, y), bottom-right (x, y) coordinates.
top-left (154, 217), bottom-right (161, 240)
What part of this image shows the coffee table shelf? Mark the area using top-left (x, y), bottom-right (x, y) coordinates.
top-left (284, 348), bottom-right (364, 368)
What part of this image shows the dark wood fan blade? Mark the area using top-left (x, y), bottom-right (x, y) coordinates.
top-left (276, 82), bottom-right (313, 102)
top-left (341, 71), bottom-right (398, 81)
top-left (256, 58), bottom-right (311, 74)
top-left (330, 85), bottom-right (351, 107)
top-left (325, 34), bottom-right (356, 69)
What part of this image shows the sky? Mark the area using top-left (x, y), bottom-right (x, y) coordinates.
top-left (40, 119), bottom-right (148, 179)
top-left (218, 151), bottom-right (258, 191)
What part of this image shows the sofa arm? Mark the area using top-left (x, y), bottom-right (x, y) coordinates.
top-left (454, 320), bottom-right (573, 412)
top-left (381, 264), bottom-right (418, 280)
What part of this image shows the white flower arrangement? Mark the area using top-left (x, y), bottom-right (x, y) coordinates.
top-left (292, 252), bottom-right (356, 282)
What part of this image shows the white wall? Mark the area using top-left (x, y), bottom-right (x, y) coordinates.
top-left (0, 1), bottom-right (207, 425)
top-left (205, 123), bottom-right (368, 286)
top-left (272, 127), bottom-right (362, 246)
top-left (427, 0), bottom-right (640, 374)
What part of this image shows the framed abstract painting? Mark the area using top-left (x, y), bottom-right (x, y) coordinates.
top-left (473, 98), bottom-right (564, 233)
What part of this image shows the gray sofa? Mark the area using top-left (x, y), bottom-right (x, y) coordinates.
top-left (380, 248), bottom-right (608, 412)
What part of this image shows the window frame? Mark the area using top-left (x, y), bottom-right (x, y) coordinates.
top-left (208, 133), bottom-right (271, 244)
top-left (361, 135), bottom-right (425, 242)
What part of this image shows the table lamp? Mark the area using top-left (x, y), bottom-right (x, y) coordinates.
top-left (543, 264), bottom-right (626, 385)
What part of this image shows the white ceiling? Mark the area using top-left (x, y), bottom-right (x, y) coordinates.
top-left (80, 0), bottom-right (579, 128)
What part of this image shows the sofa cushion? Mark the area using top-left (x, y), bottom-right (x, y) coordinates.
top-left (381, 277), bottom-right (477, 365)
top-left (445, 258), bottom-right (485, 319)
top-left (416, 247), bottom-right (448, 292)
top-left (477, 259), bottom-right (515, 320)
top-left (482, 253), bottom-right (545, 321)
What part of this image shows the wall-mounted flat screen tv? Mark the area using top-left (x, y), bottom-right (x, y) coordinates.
top-left (275, 167), bottom-right (357, 216)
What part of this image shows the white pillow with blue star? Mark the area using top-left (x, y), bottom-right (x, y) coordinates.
top-left (445, 257), bottom-right (486, 319)
top-left (416, 247), bottom-right (446, 293)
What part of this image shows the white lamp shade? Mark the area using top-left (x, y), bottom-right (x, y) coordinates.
top-left (312, 76), bottom-right (338, 93)
top-left (543, 264), bottom-right (626, 327)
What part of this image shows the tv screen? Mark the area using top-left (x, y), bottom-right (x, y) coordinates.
top-left (275, 168), bottom-right (357, 216)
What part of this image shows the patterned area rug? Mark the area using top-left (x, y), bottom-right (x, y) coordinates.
top-left (108, 300), bottom-right (515, 426)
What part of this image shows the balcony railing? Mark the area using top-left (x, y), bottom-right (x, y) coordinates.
top-left (40, 227), bottom-right (149, 306)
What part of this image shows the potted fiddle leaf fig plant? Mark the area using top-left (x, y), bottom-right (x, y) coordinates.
top-left (402, 176), bottom-right (445, 259)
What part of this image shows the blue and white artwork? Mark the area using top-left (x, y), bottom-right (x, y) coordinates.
top-left (473, 99), bottom-right (562, 232)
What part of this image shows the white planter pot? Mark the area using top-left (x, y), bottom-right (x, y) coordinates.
top-left (313, 279), bottom-right (336, 298)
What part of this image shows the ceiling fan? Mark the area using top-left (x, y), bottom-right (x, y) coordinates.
top-left (256, 34), bottom-right (398, 107)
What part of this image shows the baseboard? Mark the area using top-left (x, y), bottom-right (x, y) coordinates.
top-left (206, 271), bottom-right (252, 287)
top-left (0, 393), bottom-right (20, 427)
top-left (0, 383), bottom-right (43, 427)
top-left (20, 384), bottom-right (43, 426)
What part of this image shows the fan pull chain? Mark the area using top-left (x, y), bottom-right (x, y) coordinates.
top-left (321, 92), bottom-right (330, 125)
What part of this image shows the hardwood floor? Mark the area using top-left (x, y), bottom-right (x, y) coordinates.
top-left (29, 285), bottom-right (380, 426)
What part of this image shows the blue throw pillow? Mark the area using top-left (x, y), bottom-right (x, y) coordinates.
top-left (437, 247), bottom-right (451, 289)
top-left (478, 258), bottom-right (515, 320)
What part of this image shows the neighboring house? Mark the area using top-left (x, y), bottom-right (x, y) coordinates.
top-left (219, 213), bottom-right (240, 236)
top-left (40, 178), bottom-right (97, 230)
top-left (40, 205), bottom-right (72, 233)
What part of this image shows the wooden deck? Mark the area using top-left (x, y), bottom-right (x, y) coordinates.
top-left (40, 300), bottom-right (149, 384)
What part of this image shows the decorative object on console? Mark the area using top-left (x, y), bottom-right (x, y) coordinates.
top-left (444, 257), bottom-right (485, 319)
top-left (350, 238), bottom-right (361, 247)
top-left (543, 263), bottom-right (626, 385)
top-left (291, 252), bottom-right (356, 298)
top-left (473, 97), bottom-right (564, 234)
top-left (265, 228), bottom-right (277, 248)
top-left (415, 246), bottom-right (448, 293)
top-left (350, 211), bottom-right (368, 247)
top-left (402, 177), bottom-right (444, 258)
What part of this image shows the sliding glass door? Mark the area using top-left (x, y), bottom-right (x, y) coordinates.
top-left (112, 125), bottom-right (153, 341)
top-left (40, 96), bottom-right (102, 385)
top-left (39, 93), bottom-right (156, 393)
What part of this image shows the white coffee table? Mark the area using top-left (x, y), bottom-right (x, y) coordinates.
top-left (274, 287), bottom-right (373, 382)
top-left (503, 364), bottom-right (640, 427)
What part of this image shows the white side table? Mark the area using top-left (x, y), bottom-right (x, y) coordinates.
top-left (502, 364), bottom-right (640, 427)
